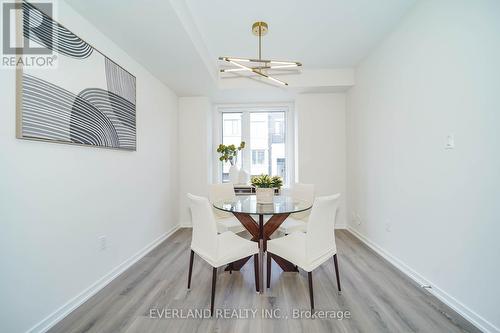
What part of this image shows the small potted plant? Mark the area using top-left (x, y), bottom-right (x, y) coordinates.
top-left (251, 174), bottom-right (283, 204)
top-left (217, 142), bottom-right (245, 183)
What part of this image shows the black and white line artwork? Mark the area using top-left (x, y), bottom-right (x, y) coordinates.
top-left (17, 1), bottom-right (136, 150)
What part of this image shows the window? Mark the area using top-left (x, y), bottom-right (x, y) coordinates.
top-left (276, 158), bottom-right (286, 178)
top-left (221, 113), bottom-right (242, 182)
top-left (218, 107), bottom-right (292, 186)
top-left (249, 112), bottom-right (286, 177)
top-left (274, 121), bottom-right (281, 135)
top-left (252, 149), bottom-right (265, 165)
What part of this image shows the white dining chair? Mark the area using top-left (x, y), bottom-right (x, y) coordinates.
top-left (186, 193), bottom-right (259, 316)
top-left (278, 183), bottom-right (315, 234)
top-left (208, 183), bottom-right (246, 234)
top-left (267, 194), bottom-right (341, 311)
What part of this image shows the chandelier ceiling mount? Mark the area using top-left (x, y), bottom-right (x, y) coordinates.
top-left (218, 21), bottom-right (302, 86)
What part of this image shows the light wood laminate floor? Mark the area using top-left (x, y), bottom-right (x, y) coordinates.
top-left (49, 229), bottom-right (479, 333)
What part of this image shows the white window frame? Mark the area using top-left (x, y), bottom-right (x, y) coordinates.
top-left (213, 103), bottom-right (295, 187)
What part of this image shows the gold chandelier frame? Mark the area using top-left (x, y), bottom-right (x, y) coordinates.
top-left (219, 22), bottom-right (302, 86)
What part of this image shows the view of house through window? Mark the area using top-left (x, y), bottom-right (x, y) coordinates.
top-left (221, 110), bottom-right (287, 183)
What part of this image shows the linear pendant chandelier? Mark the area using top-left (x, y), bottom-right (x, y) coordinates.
top-left (219, 21), bottom-right (302, 86)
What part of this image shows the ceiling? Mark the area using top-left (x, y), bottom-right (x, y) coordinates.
top-left (65, 0), bottom-right (416, 98)
top-left (186, 0), bottom-right (415, 68)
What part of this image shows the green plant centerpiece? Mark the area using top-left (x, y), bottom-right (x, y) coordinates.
top-left (251, 174), bottom-right (283, 204)
top-left (250, 174), bottom-right (283, 189)
top-left (217, 141), bottom-right (245, 166)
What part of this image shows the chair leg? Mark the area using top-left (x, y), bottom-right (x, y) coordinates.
top-left (333, 254), bottom-right (341, 293)
top-left (308, 271), bottom-right (314, 311)
top-left (211, 267), bottom-right (217, 316)
top-left (266, 253), bottom-right (271, 288)
top-left (187, 250), bottom-right (194, 290)
top-left (253, 254), bottom-right (260, 292)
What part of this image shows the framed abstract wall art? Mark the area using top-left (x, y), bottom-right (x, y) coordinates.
top-left (15, 1), bottom-right (136, 150)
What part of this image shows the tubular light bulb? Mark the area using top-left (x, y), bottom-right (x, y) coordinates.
top-left (229, 60), bottom-right (252, 71)
top-left (221, 68), bottom-right (247, 72)
top-left (267, 75), bottom-right (288, 86)
top-left (269, 64), bottom-right (298, 69)
top-left (227, 57), bottom-right (251, 62)
top-left (269, 60), bottom-right (297, 65)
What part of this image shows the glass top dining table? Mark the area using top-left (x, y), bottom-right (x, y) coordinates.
top-left (213, 195), bottom-right (312, 294)
top-left (213, 195), bottom-right (312, 215)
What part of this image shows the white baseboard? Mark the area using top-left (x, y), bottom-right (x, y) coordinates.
top-left (27, 224), bottom-right (181, 333)
top-left (347, 226), bottom-right (499, 333)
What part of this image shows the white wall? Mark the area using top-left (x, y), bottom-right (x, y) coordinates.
top-left (296, 93), bottom-right (346, 228)
top-left (0, 1), bottom-right (179, 332)
top-left (178, 96), bottom-right (212, 226)
top-left (346, 0), bottom-right (500, 332)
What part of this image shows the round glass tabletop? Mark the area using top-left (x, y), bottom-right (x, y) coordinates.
top-left (213, 195), bottom-right (312, 215)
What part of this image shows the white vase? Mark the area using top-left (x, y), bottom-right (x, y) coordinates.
top-left (238, 169), bottom-right (250, 185)
top-left (229, 164), bottom-right (240, 184)
top-left (256, 188), bottom-right (274, 204)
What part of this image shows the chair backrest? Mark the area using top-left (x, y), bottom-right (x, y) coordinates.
top-left (208, 183), bottom-right (237, 203)
top-left (291, 183), bottom-right (315, 219)
top-left (305, 194), bottom-right (341, 262)
top-left (187, 193), bottom-right (218, 259)
top-left (208, 183), bottom-right (237, 219)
